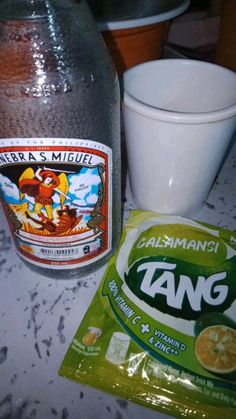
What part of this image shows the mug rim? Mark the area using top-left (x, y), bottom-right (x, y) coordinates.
top-left (123, 59), bottom-right (236, 124)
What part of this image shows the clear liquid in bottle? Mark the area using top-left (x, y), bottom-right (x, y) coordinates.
top-left (0, 0), bottom-right (121, 279)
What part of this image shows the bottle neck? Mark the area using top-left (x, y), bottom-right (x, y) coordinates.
top-left (0, 0), bottom-right (82, 20)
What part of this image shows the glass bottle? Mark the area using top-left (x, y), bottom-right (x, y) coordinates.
top-left (0, 0), bottom-right (121, 279)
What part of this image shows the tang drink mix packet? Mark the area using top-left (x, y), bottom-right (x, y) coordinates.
top-left (59, 211), bottom-right (236, 418)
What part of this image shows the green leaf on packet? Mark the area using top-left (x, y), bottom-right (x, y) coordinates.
top-left (59, 210), bottom-right (236, 418)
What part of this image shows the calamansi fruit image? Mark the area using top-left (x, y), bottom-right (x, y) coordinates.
top-left (195, 325), bottom-right (236, 376)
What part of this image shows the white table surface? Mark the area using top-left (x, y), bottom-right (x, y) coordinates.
top-left (0, 136), bottom-right (235, 419)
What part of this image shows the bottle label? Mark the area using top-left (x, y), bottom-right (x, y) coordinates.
top-left (0, 138), bottom-right (112, 269)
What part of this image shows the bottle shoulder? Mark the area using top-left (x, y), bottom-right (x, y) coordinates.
top-left (0, 1), bottom-right (118, 91)
top-left (0, 0), bottom-right (81, 20)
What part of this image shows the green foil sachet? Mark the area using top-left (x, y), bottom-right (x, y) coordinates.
top-left (59, 211), bottom-right (236, 418)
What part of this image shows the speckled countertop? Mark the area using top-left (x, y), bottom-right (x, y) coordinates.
top-left (0, 136), bottom-right (235, 419)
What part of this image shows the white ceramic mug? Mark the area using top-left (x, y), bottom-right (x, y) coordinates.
top-left (122, 59), bottom-right (236, 216)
